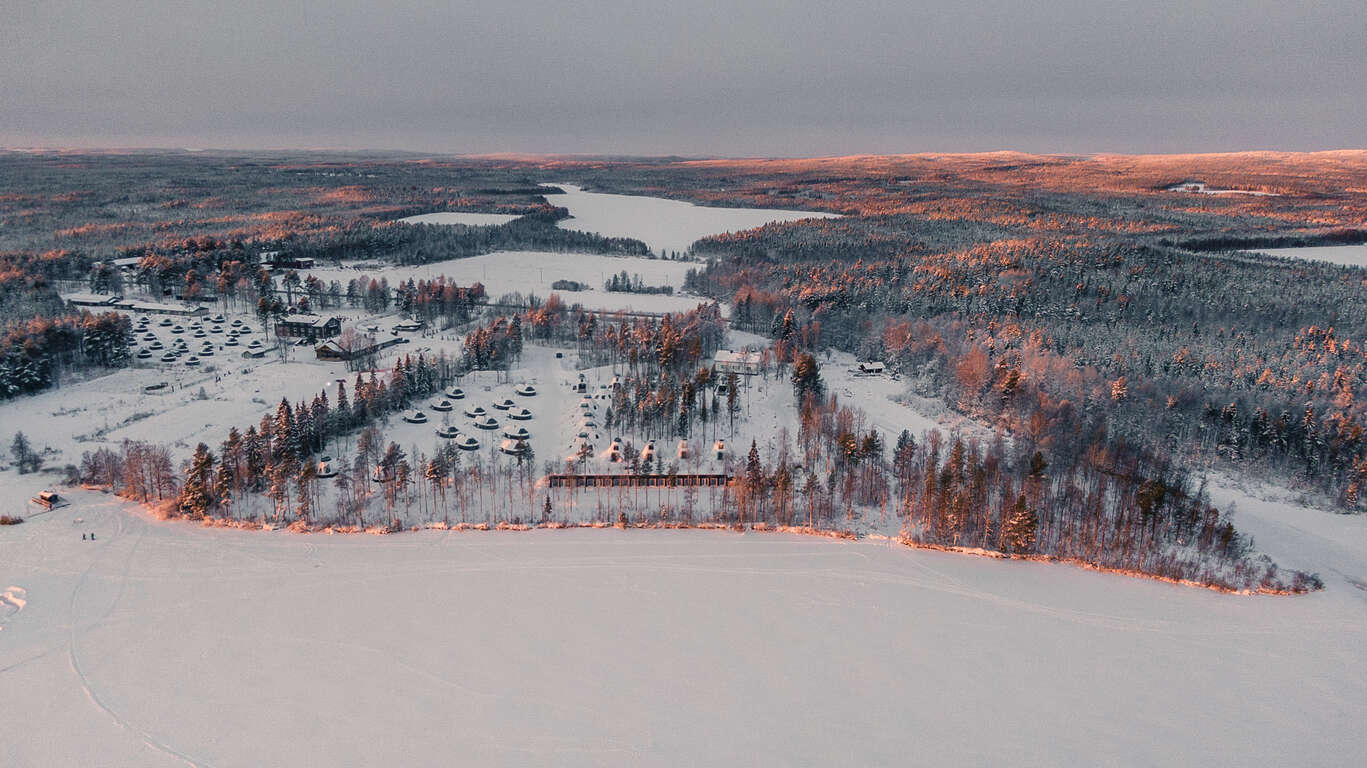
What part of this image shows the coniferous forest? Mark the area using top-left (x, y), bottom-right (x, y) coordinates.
top-left (3, 150), bottom-right (1366, 591)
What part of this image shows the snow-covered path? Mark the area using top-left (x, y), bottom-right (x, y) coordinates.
top-left (3, 481), bottom-right (1366, 767)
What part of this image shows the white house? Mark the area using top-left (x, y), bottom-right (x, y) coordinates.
top-left (714, 349), bottom-right (762, 376)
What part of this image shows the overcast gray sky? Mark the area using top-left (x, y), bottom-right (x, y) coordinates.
top-left (3, 0), bottom-right (1364, 155)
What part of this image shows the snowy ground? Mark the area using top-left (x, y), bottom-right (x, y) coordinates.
top-left (1249, 243), bottom-right (1367, 267)
top-left (5, 186), bottom-right (1366, 765)
top-left (2, 479), bottom-right (1365, 767)
top-left (820, 347), bottom-right (996, 444)
top-left (545, 183), bottom-right (841, 257)
top-left (0, 305), bottom-right (366, 467)
top-left (301, 251), bottom-right (707, 313)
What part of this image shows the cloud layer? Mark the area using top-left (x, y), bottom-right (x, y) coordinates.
top-left (3, 0), bottom-right (1363, 155)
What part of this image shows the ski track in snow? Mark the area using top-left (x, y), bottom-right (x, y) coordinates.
top-left (63, 507), bottom-right (211, 768)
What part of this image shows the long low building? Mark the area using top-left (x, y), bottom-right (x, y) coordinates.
top-left (65, 293), bottom-right (208, 316)
top-left (544, 473), bottom-right (731, 489)
top-left (315, 335), bottom-right (404, 361)
top-left (114, 300), bottom-right (208, 316)
top-left (64, 292), bottom-right (122, 307)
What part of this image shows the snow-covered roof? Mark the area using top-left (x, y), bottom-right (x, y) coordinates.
top-left (115, 300), bottom-right (205, 314)
top-left (63, 292), bottom-right (119, 305)
top-left (279, 314), bottom-right (334, 326)
top-left (715, 349), bottom-right (762, 373)
top-left (715, 349), bottom-right (761, 364)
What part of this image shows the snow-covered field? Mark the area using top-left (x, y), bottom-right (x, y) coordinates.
top-left (1250, 243), bottom-right (1367, 267)
top-left (2, 478), bottom-right (1365, 767)
top-left (545, 183), bottom-right (840, 256)
top-left (397, 212), bottom-right (522, 226)
top-left (301, 251), bottom-right (706, 313)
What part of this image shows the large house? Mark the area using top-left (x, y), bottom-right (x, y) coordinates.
top-left (275, 314), bottom-right (341, 341)
top-left (714, 349), bottom-right (763, 376)
top-left (259, 251), bottom-right (315, 270)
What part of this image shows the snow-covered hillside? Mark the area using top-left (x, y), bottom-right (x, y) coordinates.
top-left (2, 482), bottom-right (1364, 767)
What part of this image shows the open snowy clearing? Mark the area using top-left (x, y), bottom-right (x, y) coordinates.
top-left (1166, 182), bottom-right (1279, 196)
top-left (1250, 243), bottom-right (1367, 268)
top-left (397, 211), bottom-right (522, 227)
top-left (545, 183), bottom-right (841, 256)
top-left (1, 483), bottom-right (1364, 767)
top-left (302, 250), bottom-right (707, 313)
top-left (0, 301), bottom-right (376, 467)
top-left (0, 355), bottom-right (350, 466)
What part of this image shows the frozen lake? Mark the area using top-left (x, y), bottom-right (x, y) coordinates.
top-left (545, 183), bottom-right (840, 256)
top-left (3, 483), bottom-right (1365, 767)
top-left (397, 212), bottom-right (521, 226)
top-left (1250, 243), bottom-right (1367, 268)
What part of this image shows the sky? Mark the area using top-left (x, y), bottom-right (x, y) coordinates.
top-left (3, 0), bottom-right (1364, 156)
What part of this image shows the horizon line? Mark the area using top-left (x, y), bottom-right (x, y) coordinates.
top-left (3, 145), bottom-right (1367, 162)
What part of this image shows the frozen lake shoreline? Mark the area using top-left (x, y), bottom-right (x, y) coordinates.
top-left (397, 211), bottom-right (521, 227)
top-left (1248, 243), bottom-right (1367, 267)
